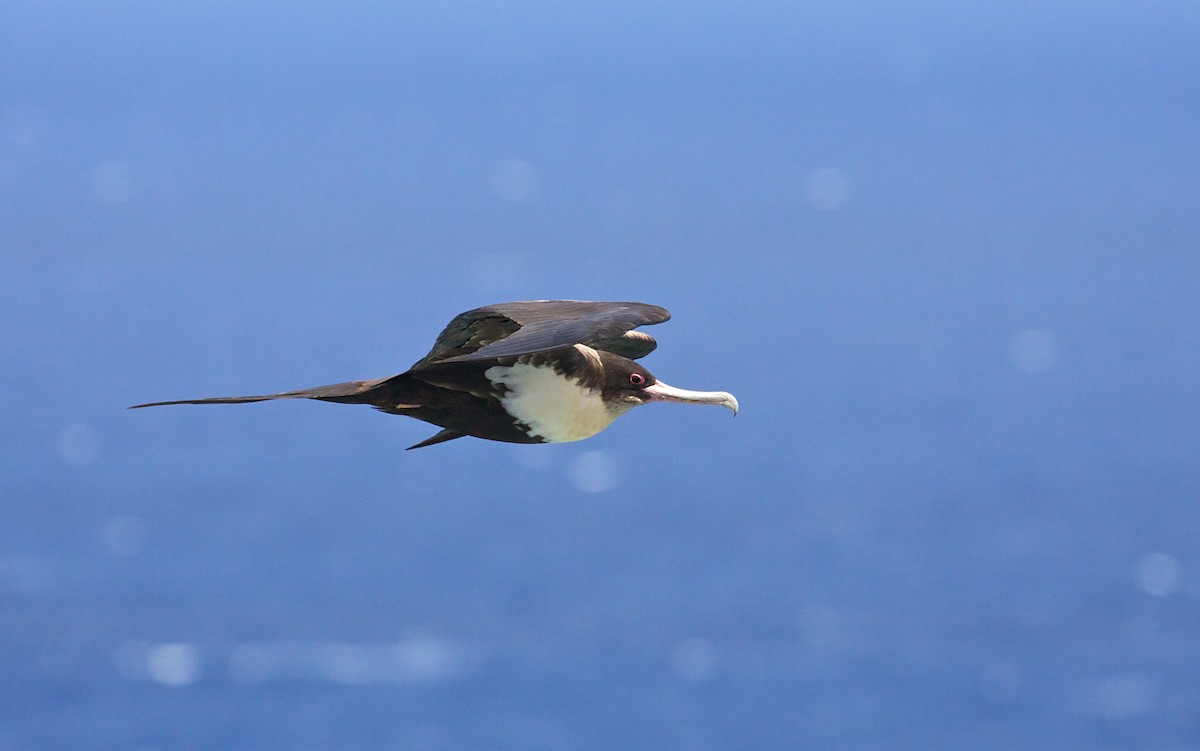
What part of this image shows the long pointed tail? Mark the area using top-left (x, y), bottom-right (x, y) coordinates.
top-left (129, 377), bottom-right (394, 409)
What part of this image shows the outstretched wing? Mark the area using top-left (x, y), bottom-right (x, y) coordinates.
top-left (413, 300), bottom-right (670, 367)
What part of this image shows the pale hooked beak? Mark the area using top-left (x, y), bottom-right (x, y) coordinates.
top-left (643, 381), bottom-right (739, 416)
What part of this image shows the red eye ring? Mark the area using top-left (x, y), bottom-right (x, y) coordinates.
top-left (629, 373), bottom-right (646, 386)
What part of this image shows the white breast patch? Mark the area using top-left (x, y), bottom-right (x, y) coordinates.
top-left (485, 361), bottom-right (617, 443)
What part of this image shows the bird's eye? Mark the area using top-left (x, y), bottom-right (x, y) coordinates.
top-left (628, 373), bottom-right (646, 386)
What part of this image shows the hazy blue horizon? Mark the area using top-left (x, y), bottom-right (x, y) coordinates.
top-left (3, 3), bottom-right (1198, 749)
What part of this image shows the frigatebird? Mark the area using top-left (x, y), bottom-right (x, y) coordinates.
top-left (130, 300), bottom-right (739, 449)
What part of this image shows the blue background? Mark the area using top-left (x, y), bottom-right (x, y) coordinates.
top-left (3, 2), bottom-right (1198, 748)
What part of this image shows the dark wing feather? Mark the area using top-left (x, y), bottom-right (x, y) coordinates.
top-left (406, 428), bottom-right (466, 450)
top-left (411, 309), bottom-right (522, 368)
top-left (416, 301), bottom-right (670, 366)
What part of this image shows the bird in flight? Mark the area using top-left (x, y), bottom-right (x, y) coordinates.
top-left (130, 300), bottom-right (739, 449)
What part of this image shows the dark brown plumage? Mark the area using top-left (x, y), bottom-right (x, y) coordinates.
top-left (130, 300), bottom-right (738, 449)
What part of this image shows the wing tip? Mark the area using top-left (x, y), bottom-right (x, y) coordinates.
top-left (406, 428), bottom-right (467, 450)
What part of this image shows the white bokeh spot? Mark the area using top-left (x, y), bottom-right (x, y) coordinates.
top-left (567, 450), bottom-right (620, 493)
top-left (1135, 552), bottom-right (1181, 597)
top-left (117, 642), bottom-right (202, 687)
top-left (147, 643), bottom-right (202, 686)
top-left (228, 634), bottom-right (469, 685)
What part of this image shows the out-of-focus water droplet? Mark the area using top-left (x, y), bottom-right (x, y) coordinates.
top-left (1008, 329), bottom-right (1056, 372)
top-left (803, 167), bottom-right (850, 211)
top-left (392, 633), bottom-right (461, 682)
top-left (57, 423), bottom-right (99, 465)
top-left (567, 450), bottom-right (620, 493)
top-left (228, 634), bottom-right (468, 685)
top-left (117, 642), bottom-right (202, 687)
top-left (1135, 552), bottom-right (1181, 596)
top-left (145, 643), bottom-right (202, 686)
top-left (490, 158), bottom-right (539, 202)
top-left (670, 637), bottom-right (718, 681)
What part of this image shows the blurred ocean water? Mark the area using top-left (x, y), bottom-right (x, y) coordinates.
top-left (2, 3), bottom-right (1198, 749)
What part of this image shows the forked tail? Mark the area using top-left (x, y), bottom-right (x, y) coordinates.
top-left (129, 378), bottom-right (394, 409)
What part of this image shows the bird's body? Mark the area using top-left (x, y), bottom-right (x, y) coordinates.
top-left (131, 300), bottom-right (738, 449)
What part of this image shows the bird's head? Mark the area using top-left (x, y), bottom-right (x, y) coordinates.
top-left (599, 353), bottom-right (739, 416)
